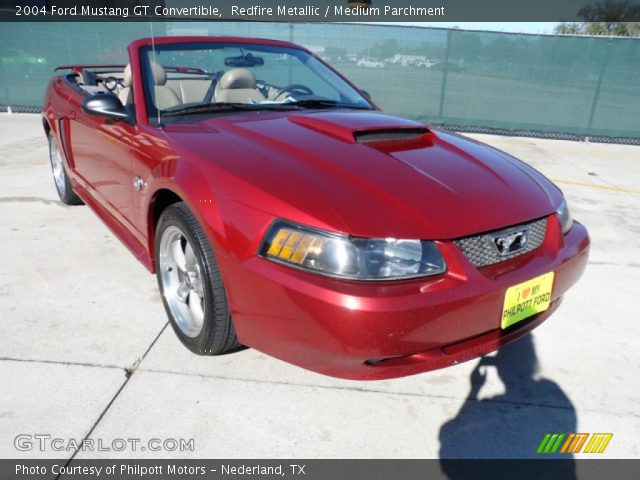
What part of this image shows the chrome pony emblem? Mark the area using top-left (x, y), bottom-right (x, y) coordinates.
top-left (493, 228), bottom-right (529, 255)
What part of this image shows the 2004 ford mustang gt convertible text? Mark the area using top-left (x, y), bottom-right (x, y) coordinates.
top-left (43, 36), bottom-right (589, 379)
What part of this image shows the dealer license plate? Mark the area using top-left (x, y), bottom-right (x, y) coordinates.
top-left (501, 272), bottom-right (555, 329)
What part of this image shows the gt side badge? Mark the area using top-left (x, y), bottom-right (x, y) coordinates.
top-left (133, 176), bottom-right (146, 192)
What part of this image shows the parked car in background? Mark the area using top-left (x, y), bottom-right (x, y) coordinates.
top-left (357, 58), bottom-right (385, 68)
top-left (387, 54), bottom-right (435, 69)
top-left (42, 36), bottom-right (589, 379)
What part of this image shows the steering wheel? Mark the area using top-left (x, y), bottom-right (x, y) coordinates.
top-left (102, 76), bottom-right (122, 92)
top-left (274, 84), bottom-right (314, 101)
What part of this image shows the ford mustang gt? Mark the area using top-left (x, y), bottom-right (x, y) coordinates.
top-left (42, 36), bottom-right (589, 379)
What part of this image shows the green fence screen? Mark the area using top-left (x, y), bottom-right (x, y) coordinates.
top-left (1, 22), bottom-right (639, 139)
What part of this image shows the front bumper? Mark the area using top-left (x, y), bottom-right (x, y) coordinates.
top-left (219, 215), bottom-right (590, 380)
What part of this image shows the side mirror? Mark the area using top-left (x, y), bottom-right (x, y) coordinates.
top-left (82, 93), bottom-right (129, 121)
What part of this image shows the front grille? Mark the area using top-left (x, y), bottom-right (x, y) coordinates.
top-left (454, 217), bottom-right (548, 267)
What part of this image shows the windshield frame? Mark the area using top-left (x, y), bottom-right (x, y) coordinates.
top-left (138, 40), bottom-right (376, 124)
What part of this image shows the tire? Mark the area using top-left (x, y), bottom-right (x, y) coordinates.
top-left (48, 133), bottom-right (83, 205)
top-left (155, 202), bottom-right (239, 355)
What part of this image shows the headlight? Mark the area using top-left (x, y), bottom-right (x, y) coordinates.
top-left (260, 221), bottom-right (446, 280)
top-left (557, 199), bottom-right (573, 234)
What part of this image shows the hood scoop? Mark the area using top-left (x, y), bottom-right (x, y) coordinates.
top-left (289, 113), bottom-right (432, 151)
top-left (354, 128), bottom-right (427, 143)
top-left (355, 128), bottom-right (433, 152)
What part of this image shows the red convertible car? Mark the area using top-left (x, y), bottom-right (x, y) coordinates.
top-left (43, 36), bottom-right (589, 380)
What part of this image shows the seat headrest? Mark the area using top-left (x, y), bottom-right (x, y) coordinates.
top-left (219, 68), bottom-right (257, 90)
top-left (149, 60), bottom-right (167, 86)
top-left (122, 64), bottom-right (132, 87)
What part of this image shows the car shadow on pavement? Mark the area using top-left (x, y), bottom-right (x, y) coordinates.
top-left (438, 334), bottom-right (577, 479)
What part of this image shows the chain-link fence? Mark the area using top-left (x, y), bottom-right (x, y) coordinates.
top-left (1, 22), bottom-right (639, 142)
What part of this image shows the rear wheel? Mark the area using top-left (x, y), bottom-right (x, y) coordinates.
top-left (48, 133), bottom-right (83, 205)
top-left (155, 202), bottom-right (239, 354)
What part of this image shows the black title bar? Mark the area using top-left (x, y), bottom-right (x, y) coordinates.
top-left (2, 0), bottom-right (640, 22)
top-left (3, 459), bottom-right (640, 480)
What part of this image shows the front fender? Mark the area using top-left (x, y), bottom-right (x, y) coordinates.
top-left (143, 170), bottom-right (227, 273)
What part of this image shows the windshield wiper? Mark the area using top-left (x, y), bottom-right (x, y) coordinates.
top-left (290, 99), bottom-right (373, 110)
top-left (162, 102), bottom-right (298, 117)
top-left (161, 99), bottom-right (373, 117)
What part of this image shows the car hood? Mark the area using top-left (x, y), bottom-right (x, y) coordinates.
top-left (163, 110), bottom-right (562, 239)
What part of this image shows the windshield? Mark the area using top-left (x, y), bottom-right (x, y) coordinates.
top-left (140, 42), bottom-right (374, 122)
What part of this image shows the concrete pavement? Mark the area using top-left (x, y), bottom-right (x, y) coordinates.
top-left (1, 114), bottom-right (639, 459)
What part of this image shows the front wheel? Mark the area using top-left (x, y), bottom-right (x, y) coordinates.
top-left (48, 133), bottom-right (83, 205)
top-left (155, 202), bottom-right (239, 355)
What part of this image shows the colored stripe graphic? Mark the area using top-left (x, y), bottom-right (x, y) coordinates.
top-left (544, 434), bottom-right (559, 453)
top-left (539, 433), bottom-right (613, 454)
top-left (550, 434), bottom-right (565, 453)
top-left (536, 433), bottom-right (551, 453)
top-left (597, 434), bottom-right (613, 453)
top-left (537, 433), bottom-right (552, 454)
top-left (560, 433), bottom-right (575, 453)
top-left (537, 433), bottom-right (565, 453)
top-left (584, 433), bottom-right (613, 453)
top-left (569, 433), bottom-right (589, 453)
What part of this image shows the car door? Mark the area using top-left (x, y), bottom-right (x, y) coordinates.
top-left (66, 91), bottom-right (137, 230)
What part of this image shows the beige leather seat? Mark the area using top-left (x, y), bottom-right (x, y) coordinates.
top-left (214, 68), bottom-right (265, 104)
top-left (117, 64), bottom-right (132, 106)
top-left (118, 61), bottom-right (181, 110)
top-left (148, 61), bottom-right (181, 110)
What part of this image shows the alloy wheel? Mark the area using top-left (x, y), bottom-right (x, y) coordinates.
top-left (159, 226), bottom-right (206, 338)
top-left (49, 135), bottom-right (66, 196)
